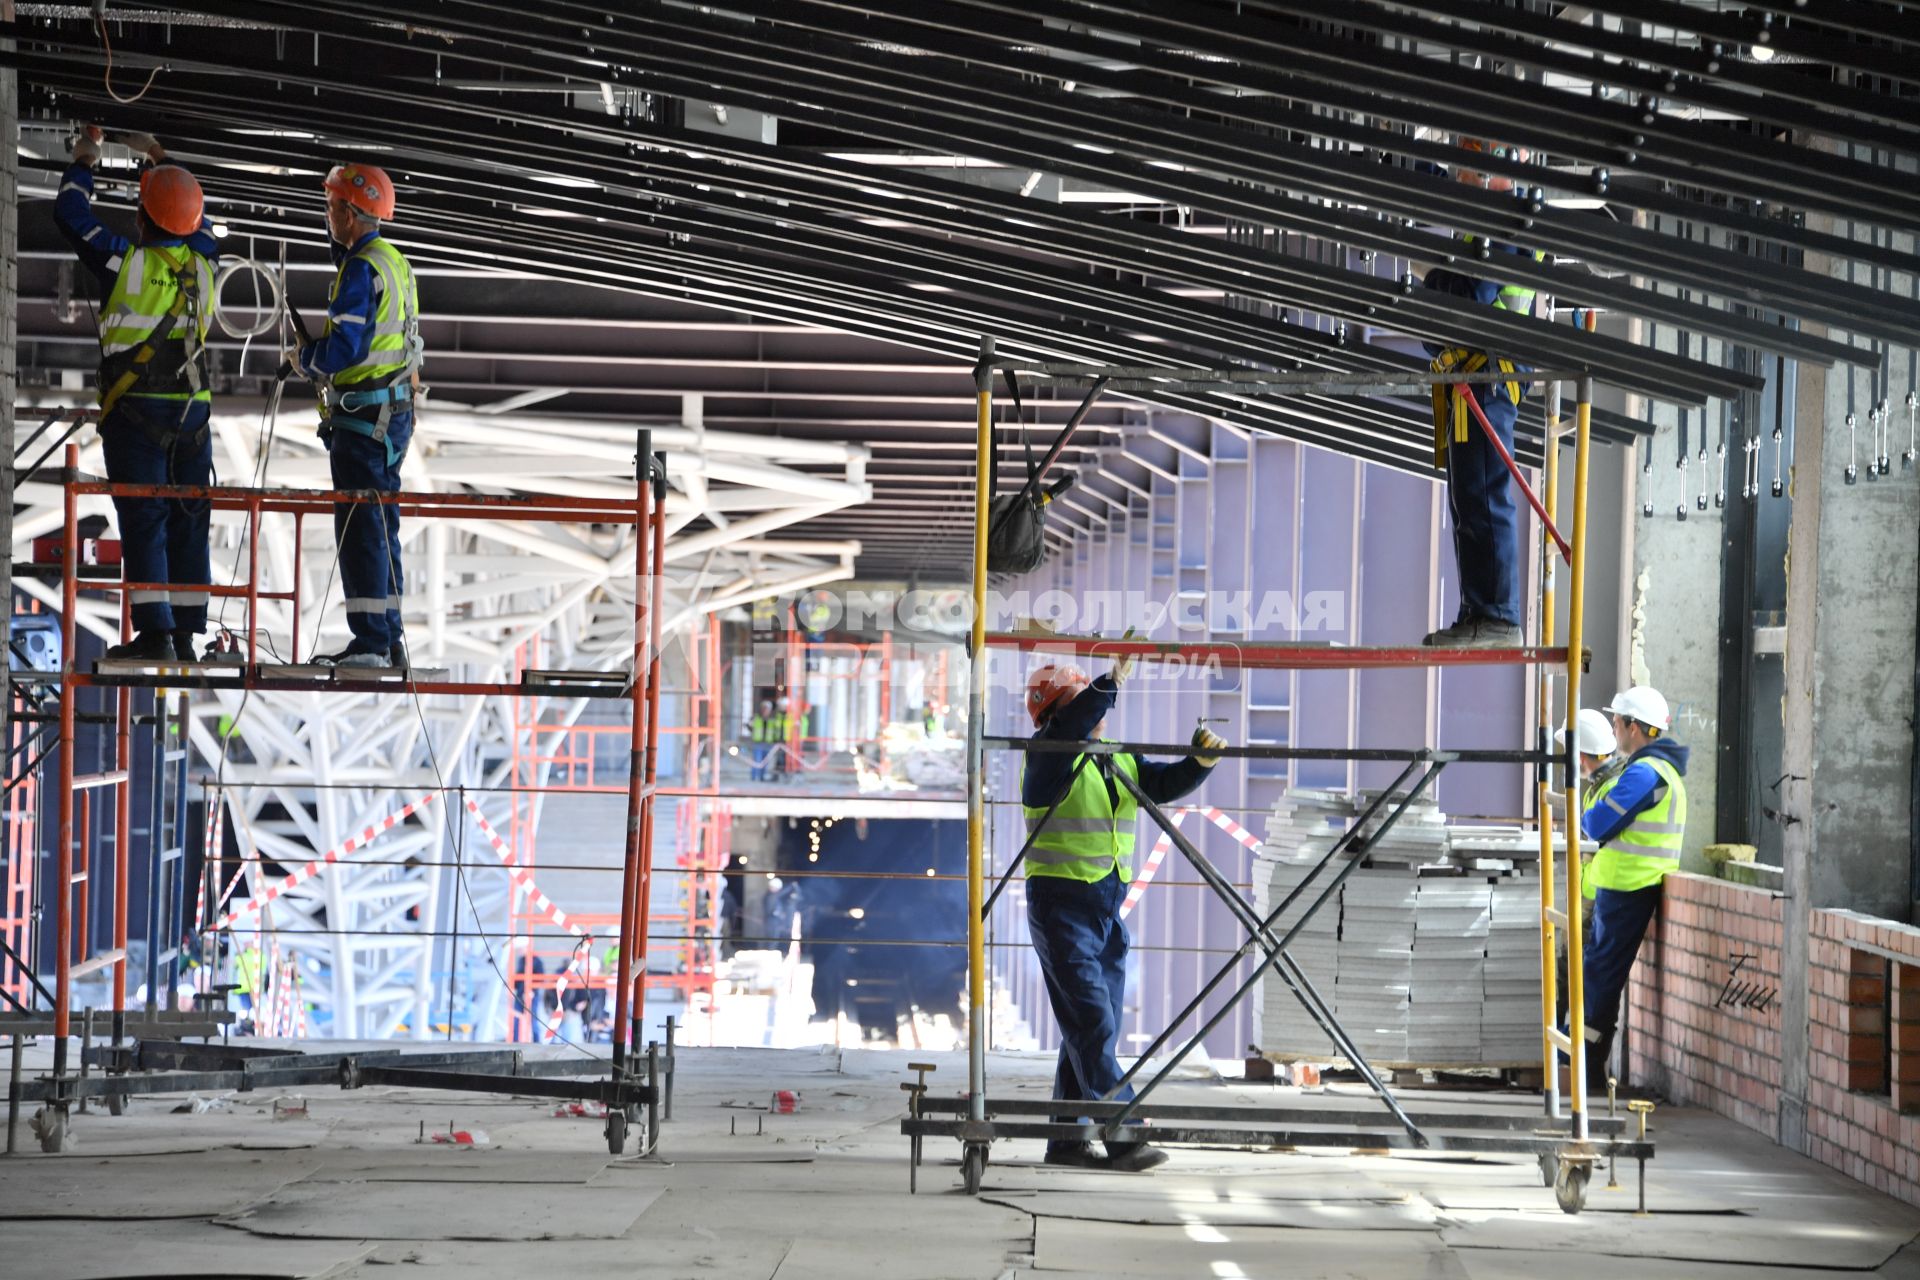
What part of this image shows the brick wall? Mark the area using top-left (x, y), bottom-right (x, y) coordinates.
top-left (1626, 873), bottom-right (1784, 1136)
top-left (1627, 874), bottom-right (1920, 1207)
top-left (1806, 911), bottom-right (1920, 1202)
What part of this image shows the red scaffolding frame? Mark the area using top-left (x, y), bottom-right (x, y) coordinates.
top-left (504, 618), bottom-right (728, 1040)
top-left (15, 438), bottom-right (669, 1107)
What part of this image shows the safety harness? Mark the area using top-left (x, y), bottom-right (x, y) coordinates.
top-left (98, 249), bottom-right (212, 450)
top-left (316, 238), bottom-right (425, 466)
top-left (1428, 347), bottom-right (1522, 470)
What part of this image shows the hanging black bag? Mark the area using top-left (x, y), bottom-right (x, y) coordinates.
top-left (986, 371), bottom-right (1060, 574)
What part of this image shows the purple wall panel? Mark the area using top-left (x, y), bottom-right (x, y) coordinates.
top-left (1356, 467), bottom-right (1436, 792)
top-left (990, 422), bottom-right (1526, 1062)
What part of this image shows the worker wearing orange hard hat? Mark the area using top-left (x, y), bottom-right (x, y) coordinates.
top-left (54, 127), bottom-right (219, 663)
top-left (284, 162), bottom-right (424, 670)
top-left (1419, 137), bottom-right (1548, 650)
top-left (1019, 652), bottom-right (1224, 1173)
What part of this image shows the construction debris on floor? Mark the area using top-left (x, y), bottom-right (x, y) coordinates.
top-left (3, 1045), bottom-right (1918, 1280)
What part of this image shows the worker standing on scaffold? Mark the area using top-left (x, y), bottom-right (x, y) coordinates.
top-left (54, 128), bottom-right (217, 662)
top-left (284, 163), bottom-right (422, 670)
top-left (1420, 138), bottom-right (1543, 649)
top-left (1021, 658), bottom-right (1226, 1172)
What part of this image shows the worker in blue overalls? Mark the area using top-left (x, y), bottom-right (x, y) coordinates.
top-left (284, 163), bottom-right (422, 669)
top-left (53, 128), bottom-right (218, 662)
top-left (1578, 685), bottom-right (1688, 1091)
top-left (1421, 139), bottom-right (1544, 649)
top-left (1021, 658), bottom-right (1224, 1172)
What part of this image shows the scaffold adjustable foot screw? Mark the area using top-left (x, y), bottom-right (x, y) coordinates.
top-left (1629, 1099), bottom-right (1656, 1216)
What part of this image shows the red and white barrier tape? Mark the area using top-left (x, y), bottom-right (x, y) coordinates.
top-left (461, 797), bottom-right (586, 939)
top-left (212, 793), bottom-right (440, 932)
top-left (1119, 806), bottom-right (1262, 920)
top-left (193, 799), bottom-right (226, 937)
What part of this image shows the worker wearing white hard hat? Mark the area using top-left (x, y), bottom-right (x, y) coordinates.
top-left (1573, 684), bottom-right (1689, 1091)
top-left (1554, 707), bottom-right (1622, 811)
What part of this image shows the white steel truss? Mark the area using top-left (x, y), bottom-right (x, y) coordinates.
top-left (10, 394), bottom-right (867, 1037)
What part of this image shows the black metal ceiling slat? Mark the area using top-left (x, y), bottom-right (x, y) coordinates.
top-left (140, 112), bottom-right (1649, 445)
top-left (120, 1), bottom-right (1812, 391)
top-left (1235, 0), bottom-right (1920, 142)
top-left (789, 0), bottom-right (1920, 279)
top-left (18, 83), bottom-right (1490, 447)
top-left (1582, 0), bottom-right (1920, 62)
top-left (852, 0), bottom-right (1920, 278)
top-left (189, 188), bottom-right (1469, 473)
top-left (92, 5), bottom-right (1809, 391)
top-left (255, 4), bottom-right (1757, 400)
top-left (7, 38), bottom-right (1755, 406)
top-left (735, 0), bottom-right (1915, 343)
top-left (936, 0), bottom-right (1920, 226)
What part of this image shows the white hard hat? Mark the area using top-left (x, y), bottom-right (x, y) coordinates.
top-left (1556, 707), bottom-right (1618, 757)
top-left (1604, 685), bottom-right (1670, 732)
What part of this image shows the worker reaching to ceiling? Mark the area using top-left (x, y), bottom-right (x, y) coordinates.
top-left (284, 162), bottom-right (423, 670)
top-left (1578, 685), bottom-right (1689, 1090)
top-left (1020, 657), bottom-right (1225, 1173)
top-left (1420, 138), bottom-right (1545, 649)
top-left (54, 127), bottom-right (217, 663)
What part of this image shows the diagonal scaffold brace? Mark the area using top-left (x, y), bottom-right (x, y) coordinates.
top-left (1093, 757), bottom-right (1452, 1147)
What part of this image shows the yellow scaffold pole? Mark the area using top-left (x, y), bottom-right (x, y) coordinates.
top-left (968, 336), bottom-right (994, 1119)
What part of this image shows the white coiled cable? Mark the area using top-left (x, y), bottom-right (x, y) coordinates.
top-left (211, 257), bottom-right (286, 340)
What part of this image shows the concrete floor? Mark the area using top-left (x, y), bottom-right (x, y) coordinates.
top-left (3, 1044), bottom-right (1918, 1279)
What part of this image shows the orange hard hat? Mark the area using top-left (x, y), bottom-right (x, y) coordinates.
top-left (1025, 664), bottom-right (1090, 727)
top-left (138, 165), bottom-right (204, 237)
top-left (324, 162), bottom-right (396, 220)
top-left (1455, 138), bottom-right (1531, 193)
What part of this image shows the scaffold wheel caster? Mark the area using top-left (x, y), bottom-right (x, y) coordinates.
top-left (107, 1091), bottom-right (127, 1117)
top-left (605, 1109), bottom-right (628, 1155)
top-left (35, 1105), bottom-right (70, 1154)
top-left (961, 1142), bottom-right (987, 1195)
top-left (1554, 1159), bottom-right (1591, 1215)
top-left (1538, 1152), bottom-right (1557, 1187)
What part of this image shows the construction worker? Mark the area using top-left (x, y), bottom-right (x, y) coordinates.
top-left (748, 698), bottom-right (778, 782)
top-left (1021, 658), bottom-right (1225, 1172)
top-left (54, 128), bottom-right (217, 661)
top-left (772, 694), bottom-right (795, 779)
top-left (1579, 685), bottom-right (1688, 1089)
top-left (1421, 139), bottom-right (1545, 649)
top-left (285, 163), bottom-right (422, 669)
top-left (1551, 707), bottom-right (1621, 809)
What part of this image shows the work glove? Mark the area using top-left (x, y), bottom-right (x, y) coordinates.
top-left (279, 347), bottom-right (308, 380)
top-left (1110, 651), bottom-right (1136, 687)
top-left (117, 130), bottom-right (162, 162)
top-left (70, 132), bottom-right (100, 168)
top-left (1192, 726), bottom-right (1227, 768)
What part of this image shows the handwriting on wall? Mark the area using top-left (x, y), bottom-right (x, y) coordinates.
top-left (1717, 952), bottom-right (1778, 1013)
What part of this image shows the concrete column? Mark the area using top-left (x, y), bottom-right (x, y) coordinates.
top-left (1777, 153), bottom-right (1920, 1152)
top-left (1777, 349), bottom-right (1824, 1154)
top-left (1625, 303), bottom-right (1728, 872)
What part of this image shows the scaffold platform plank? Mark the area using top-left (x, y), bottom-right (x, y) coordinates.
top-left (24, 664), bottom-right (631, 699)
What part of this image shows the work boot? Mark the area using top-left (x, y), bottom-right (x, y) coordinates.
top-left (388, 639), bottom-right (410, 672)
top-left (1105, 1142), bottom-right (1170, 1173)
top-left (1422, 617), bottom-right (1524, 649)
top-left (1042, 1141), bottom-right (1108, 1169)
top-left (104, 632), bottom-right (179, 662)
top-left (171, 631), bottom-right (208, 663)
